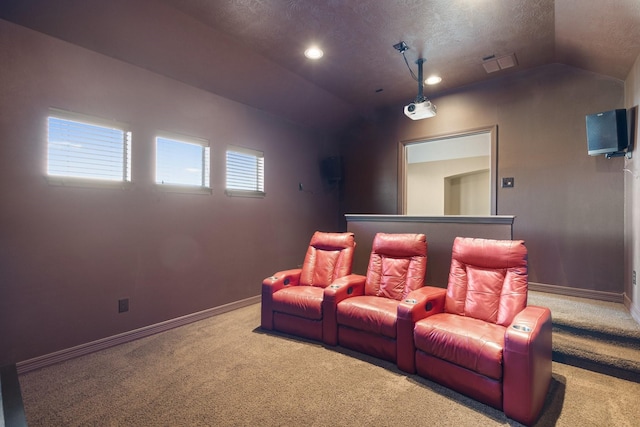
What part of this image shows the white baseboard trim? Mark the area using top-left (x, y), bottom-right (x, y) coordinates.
top-left (529, 282), bottom-right (624, 304)
top-left (17, 295), bottom-right (261, 374)
top-left (626, 294), bottom-right (640, 324)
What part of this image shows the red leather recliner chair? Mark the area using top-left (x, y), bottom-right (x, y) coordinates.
top-left (398, 237), bottom-right (552, 426)
top-left (261, 231), bottom-right (355, 343)
top-left (323, 233), bottom-right (426, 362)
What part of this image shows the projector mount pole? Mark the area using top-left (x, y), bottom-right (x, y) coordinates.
top-left (415, 58), bottom-right (426, 103)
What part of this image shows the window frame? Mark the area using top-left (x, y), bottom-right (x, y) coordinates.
top-left (154, 131), bottom-right (212, 195)
top-left (225, 146), bottom-right (265, 198)
top-left (46, 108), bottom-right (132, 188)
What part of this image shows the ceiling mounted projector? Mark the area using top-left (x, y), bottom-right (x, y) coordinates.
top-left (404, 100), bottom-right (437, 120)
top-left (394, 42), bottom-right (437, 120)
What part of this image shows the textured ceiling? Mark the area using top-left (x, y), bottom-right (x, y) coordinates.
top-left (159, 0), bottom-right (556, 106)
top-left (1, 0), bottom-right (639, 130)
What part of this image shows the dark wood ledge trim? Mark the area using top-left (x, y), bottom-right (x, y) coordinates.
top-left (16, 295), bottom-right (261, 375)
top-left (345, 214), bottom-right (515, 225)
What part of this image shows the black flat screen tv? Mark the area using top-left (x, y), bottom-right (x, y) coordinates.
top-left (585, 109), bottom-right (628, 156)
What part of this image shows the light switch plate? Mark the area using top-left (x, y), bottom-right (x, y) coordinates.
top-left (502, 177), bottom-right (515, 188)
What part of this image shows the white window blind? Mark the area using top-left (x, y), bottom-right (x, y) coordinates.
top-left (226, 147), bottom-right (265, 196)
top-left (47, 113), bottom-right (131, 182)
top-left (156, 135), bottom-right (210, 188)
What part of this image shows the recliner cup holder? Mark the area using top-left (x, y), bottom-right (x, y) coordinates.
top-left (512, 324), bottom-right (532, 332)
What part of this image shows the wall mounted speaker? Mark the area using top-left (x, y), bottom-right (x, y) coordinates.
top-left (321, 156), bottom-right (342, 182)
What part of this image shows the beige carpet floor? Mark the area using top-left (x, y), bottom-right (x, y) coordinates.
top-left (19, 303), bottom-right (640, 427)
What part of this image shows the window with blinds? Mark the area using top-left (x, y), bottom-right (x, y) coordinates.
top-left (225, 147), bottom-right (265, 197)
top-left (155, 134), bottom-right (210, 190)
top-left (47, 110), bottom-right (131, 183)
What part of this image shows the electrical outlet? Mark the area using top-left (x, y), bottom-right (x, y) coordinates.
top-left (633, 270), bottom-right (637, 286)
top-left (118, 298), bottom-right (129, 313)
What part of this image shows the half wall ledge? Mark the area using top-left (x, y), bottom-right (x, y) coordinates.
top-left (345, 215), bottom-right (515, 285)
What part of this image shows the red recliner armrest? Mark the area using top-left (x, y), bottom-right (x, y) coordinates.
top-left (322, 274), bottom-right (366, 345)
top-left (261, 268), bottom-right (302, 330)
top-left (503, 305), bottom-right (552, 426)
top-left (262, 269), bottom-right (302, 293)
top-left (396, 286), bottom-right (447, 373)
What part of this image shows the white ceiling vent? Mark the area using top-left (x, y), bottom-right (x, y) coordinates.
top-left (482, 53), bottom-right (518, 73)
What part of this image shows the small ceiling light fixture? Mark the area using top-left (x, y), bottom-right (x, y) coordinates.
top-left (304, 46), bottom-right (324, 59)
top-left (425, 75), bottom-right (442, 85)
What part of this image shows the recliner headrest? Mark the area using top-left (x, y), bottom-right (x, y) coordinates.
top-left (372, 233), bottom-right (427, 257)
top-left (452, 237), bottom-right (527, 269)
top-left (309, 231), bottom-right (355, 250)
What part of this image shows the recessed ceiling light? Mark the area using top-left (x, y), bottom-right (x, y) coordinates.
top-left (304, 46), bottom-right (324, 59)
top-left (425, 75), bottom-right (442, 85)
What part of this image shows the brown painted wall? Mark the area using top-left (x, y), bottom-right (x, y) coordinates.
top-left (341, 64), bottom-right (626, 296)
top-left (0, 20), bottom-right (340, 365)
top-left (624, 53), bottom-right (640, 322)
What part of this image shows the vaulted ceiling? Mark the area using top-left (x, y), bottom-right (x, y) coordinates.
top-left (1, 0), bottom-right (639, 130)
